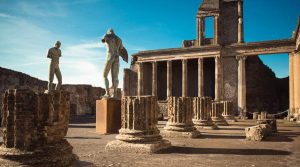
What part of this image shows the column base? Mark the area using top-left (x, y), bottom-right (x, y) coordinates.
top-left (211, 117), bottom-right (229, 126)
top-left (0, 140), bottom-right (78, 167)
top-left (116, 129), bottom-right (162, 143)
top-left (223, 115), bottom-right (237, 122)
top-left (193, 119), bottom-right (218, 130)
top-left (162, 123), bottom-right (200, 138)
top-left (105, 139), bottom-right (171, 154)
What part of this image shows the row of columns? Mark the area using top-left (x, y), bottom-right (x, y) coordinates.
top-left (137, 57), bottom-right (228, 101)
top-left (137, 56), bottom-right (248, 117)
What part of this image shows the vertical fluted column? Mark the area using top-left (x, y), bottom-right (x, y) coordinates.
top-left (117, 96), bottom-right (161, 142)
top-left (167, 61), bottom-right (172, 97)
top-left (198, 58), bottom-right (204, 97)
top-left (192, 97), bottom-right (216, 129)
top-left (214, 15), bottom-right (219, 45)
top-left (289, 53), bottom-right (295, 116)
top-left (214, 56), bottom-right (222, 101)
top-left (163, 97), bottom-right (200, 138)
top-left (237, 56), bottom-right (247, 118)
top-left (238, 0), bottom-right (244, 43)
top-left (152, 62), bottom-right (157, 96)
top-left (107, 96), bottom-right (171, 153)
top-left (137, 63), bottom-right (143, 96)
top-left (222, 100), bottom-right (236, 122)
top-left (211, 101), bottom-right (228, 126)
top-left (182, 59), bottom-right (188, 97)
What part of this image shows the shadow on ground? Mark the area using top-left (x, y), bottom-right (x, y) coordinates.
top-left (158, 146), bottom-right (291, 155)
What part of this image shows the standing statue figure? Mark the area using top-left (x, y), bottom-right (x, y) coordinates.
top-left (46, 41), bottom-right (62, 92)
top-left (102, 28), bottom-right (128, 98)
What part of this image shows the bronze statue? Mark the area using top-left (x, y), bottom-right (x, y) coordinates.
top-left (102, 29), bottom-right (128, 98)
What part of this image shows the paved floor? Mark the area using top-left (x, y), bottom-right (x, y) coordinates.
top-left (1, 116), bottom-right (299, 167)
top-left (67, 116), bottom-right (300, 167)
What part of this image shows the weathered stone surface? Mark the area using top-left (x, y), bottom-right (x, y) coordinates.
top-left (0, 67), bottom-right (106, 117)
top-left (106, 96), bottom-right (171, 153)
top-left (257, 119), bottom-right (278, 133)
top-left (245, 124), bottom-right (272, 141)
top-left (221, 100), bottom-right (237, 122)
top-left (211, 101), bottom-right (228, 126)
top-left (0, 88), bottom-right (78, 166)
top-left (192, 97), bottom-right (217, 129)
top-left (163, 97), bottom-right (200, 138)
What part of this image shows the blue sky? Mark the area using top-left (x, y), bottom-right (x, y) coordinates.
top-left (0, 0), bottom-right (299, 87)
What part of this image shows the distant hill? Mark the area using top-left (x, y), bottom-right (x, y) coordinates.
top-left (0, 67), bottom-right (105, 116)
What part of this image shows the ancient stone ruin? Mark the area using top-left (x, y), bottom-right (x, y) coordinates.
top-left (0, 89), bottom-right (78, 166)
top-left (106, 96), bottom-right (171, 153)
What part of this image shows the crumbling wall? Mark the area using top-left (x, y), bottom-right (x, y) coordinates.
top-left (1, 89), bottom-right (70, 150)
top-left (0, 67), bottom-right (105, 117)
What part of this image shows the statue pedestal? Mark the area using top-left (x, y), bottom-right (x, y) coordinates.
top-left (96, 99), bottom-right (121, 134)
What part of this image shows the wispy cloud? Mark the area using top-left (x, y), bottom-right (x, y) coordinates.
top-left (17, 1), bottom-right (68, 17)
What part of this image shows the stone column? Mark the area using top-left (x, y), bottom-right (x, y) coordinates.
top-left (211, 101), bottom-right (228, 126)
top-left (294, 52), bottom-right (300, 118)
top-left (163, 97), bottom-right (200, 138)
top-left (197, 17), bottom-right (205, 46)
top-left (214, 56), bottom-right (222, 101)
top-left (198, 58), bottom-right (204, 97)
top-left (237, 55), bottom-right (247, 119)
top-left (222, 100), bottom-right (236, 122)
top-left (214, 15), bottom-right (219, 45)
top-left (289, 53), bottom-right (295, 117)
top-left (238, 0), bottom-right (244, 43)
top-left (167, 61), bottom-right (172, 97)
top-left (192, 97), bottom-right (217, 130)
top-left (152, 62), bottom-right (157, 96)
top-left (182, 59), bottom-right (188, 97)
top-left (106, 96), bottom-right (171, 153)
top-left (137, 63), bottom-right (143, 96)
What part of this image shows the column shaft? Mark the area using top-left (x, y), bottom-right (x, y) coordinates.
top-left (182, 59), bottom-right (188, 97)
top-left (214, 57), bottom-right (221, 101)
top-left (198, 58), bottom-right (204, 97)
top-left (237, 56), bottom-right (247, 117)
top-left (214, 15), bottom-right (219, 45)
top-left (294, 52), bottom-right (300, 113)
top-left (137, 63), bottom-right (143, 96)
top-left (152, 62), bottom-right (157, 96)
top-left (167, 61), bottom-right (172, 97)
top-left (238, 0), bottom-right (244, 43)
top-left (289, 53), bottom-right (295, 115)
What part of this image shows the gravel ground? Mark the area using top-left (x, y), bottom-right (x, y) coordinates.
top-left (1, 116), bottom-right (299, 167)
top-left (67, 116), bottom-right (300, 167)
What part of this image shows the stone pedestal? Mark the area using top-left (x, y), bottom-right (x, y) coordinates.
top-left (162, 97), bottom-right (200, 138)
top-left (221, 100), bottom-right (236, 122)
top-left (105, 96), bottom-right (170, 154)
top-left (96, 99), bottom-right (121, 134)
top-left (192, 97), bottom-right (217, 130)
top-left (0, 89), bottom-right (78, 166)
top-left (211, 101), bottom-right (228, 126)
top-left (253, 112), bottom-right (259, 120)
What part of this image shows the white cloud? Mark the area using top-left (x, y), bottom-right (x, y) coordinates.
top-left (17, 1), bottom-right (68, 17)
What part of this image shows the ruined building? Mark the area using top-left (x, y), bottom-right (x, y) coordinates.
top-left (124, 0), bottom-right (300, 119)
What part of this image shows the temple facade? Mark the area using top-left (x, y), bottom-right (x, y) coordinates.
top-left (123, 0), bottom-right (300, 119)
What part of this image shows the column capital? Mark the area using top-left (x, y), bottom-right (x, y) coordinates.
top-left (236, 55), bottom-right (247, 61)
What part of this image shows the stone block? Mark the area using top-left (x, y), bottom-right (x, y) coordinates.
top-left (245, 124), bottom-right (272, 141)
top-left (96, 99), bottom-right (121, 134)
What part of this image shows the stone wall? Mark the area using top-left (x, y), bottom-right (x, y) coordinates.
top-left (0, 67), bottom-right (105, 117)
top-left (246, 56), bottom-right (289, 116)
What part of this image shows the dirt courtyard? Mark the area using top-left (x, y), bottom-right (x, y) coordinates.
top-left (63, 116), bottom-right (300, 167)
top-left (1, 116), bottom-right (299, 167)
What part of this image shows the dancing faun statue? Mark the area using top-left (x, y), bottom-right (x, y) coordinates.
top-left (102, 28), bottom-right (128, 98)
